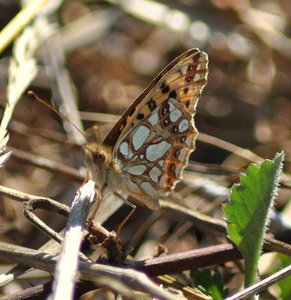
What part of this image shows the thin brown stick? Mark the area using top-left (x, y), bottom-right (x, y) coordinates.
top-left (10, 120), bottom-right (77, 146)
top-left (79, 111), bottom-right (119, 123)
top-left (198, 132), bottom-right (264, 164)
top-left (160, 199), bottom-right (227, 234)
top-left (0, 241), bottom-right (177, 300)
top-left (0, 184), bottom-right (58, 203)
top-left (8, 146), bottom-right (84, 182)
top-left (24, 198), bottom-right (69, 243)
top-left (160, 200), bottom-right (291, 256)
top-left (0, 184), bottom-right (123, 260)
top-left (133, 243), bottom-right (242, 275)
top-left (198, 132), bottom-right (291, 186)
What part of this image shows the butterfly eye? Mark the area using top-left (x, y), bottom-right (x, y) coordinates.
top-left (93, 152), bottom-right (106, 165)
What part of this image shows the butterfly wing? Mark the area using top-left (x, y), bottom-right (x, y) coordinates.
top-left (106, 49), bottom-right (208, 206)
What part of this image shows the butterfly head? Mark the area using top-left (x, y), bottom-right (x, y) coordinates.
top-left (83, 143), bottom-right (121, 191)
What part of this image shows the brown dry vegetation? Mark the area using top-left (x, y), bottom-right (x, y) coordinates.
top-left (0, 1), bottom-right (291, 299)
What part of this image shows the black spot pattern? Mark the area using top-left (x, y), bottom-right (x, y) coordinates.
top-left (174, 149), bottom-right (180, 157)
top-left (170, 163), bottom-right (175, 173)
top-left (137, 113), bottom-right (144, 120)
top-left (160, 82), bottom-right (166, 88)
top-left (172, 126), bottom-right (178, 133)
top-left (163, 118), bottom-right (170, 126)
top-left (147, 98), bottom-right (157, 111)
top-left (161, 104), bottom-right (168, 116)
top-left (183, 87), bottom-right (189, 94)
top-left (169, 90), bottom-right (177, 99)
top-left (160, 82), bottom-right (170, 94)
top-left (180, 136), bottom-right (186, 143)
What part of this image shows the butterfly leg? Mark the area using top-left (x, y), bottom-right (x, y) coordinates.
top-left (118, 206), bottom-right (136, 234)
top-left (112, 192), bottom-right (136, 241)
top-left (113, 191), bottom-right (136, 209)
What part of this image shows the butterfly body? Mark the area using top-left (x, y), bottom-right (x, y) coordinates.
top-left (84, 143), bottom-right (122, 193)
top-left (84, 49), bottom-right (209, 209)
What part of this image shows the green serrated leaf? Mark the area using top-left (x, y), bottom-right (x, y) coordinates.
top-left (223, 152), bottom-right (284, 288)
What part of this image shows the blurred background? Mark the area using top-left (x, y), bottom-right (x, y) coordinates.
top-left (0, 0), bottom-right (291, 298)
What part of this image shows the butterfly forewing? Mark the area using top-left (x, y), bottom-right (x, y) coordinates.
top-left (103, 49), bottom-right (205, 146)
top-left (109, 49), bottom-right (208, 205)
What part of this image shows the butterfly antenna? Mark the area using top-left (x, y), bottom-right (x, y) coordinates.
top-left (28, 91), bottom-right (88, 142)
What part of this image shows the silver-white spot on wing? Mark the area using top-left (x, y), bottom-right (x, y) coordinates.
top-left (132, 125), bottom-right (150, 151)
top-left (169, 109), bottom-right (182, 123)
top-left (149, 166), bottom-right (162, 183)
top-left (128, 165), bottom-right (147, 175)
top-left (194, 73), bottom-right (200, 82)
top-left (180, 64), bottom-right (188, 75)
top-left (168, 101), bottom-right (175, 111)
top-left (146, 141), bottom-right (171, 162)
top-left (119, 141), bottom-right (133, 159)
top-left (179, 119), bottom-right (189, 133)
top-left (148, 111), bottom-right (159, 126)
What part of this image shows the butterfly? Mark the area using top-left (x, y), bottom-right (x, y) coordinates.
top-left (84, 48), bottom-right (208, 209)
